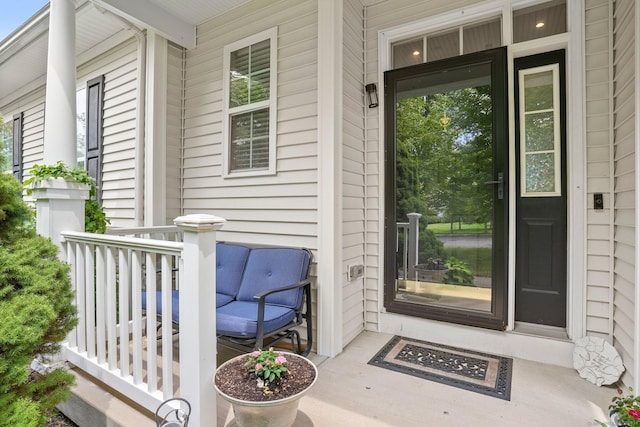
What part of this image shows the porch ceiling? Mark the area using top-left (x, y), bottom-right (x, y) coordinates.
top-left (0, 0), bottom-right (249, 108)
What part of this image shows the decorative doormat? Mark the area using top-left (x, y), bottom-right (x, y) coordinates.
top-left (368, 336), bottom-right (512, 401)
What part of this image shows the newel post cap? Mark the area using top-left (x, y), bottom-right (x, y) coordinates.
top-left (174, 214), bottom-right (226, 232)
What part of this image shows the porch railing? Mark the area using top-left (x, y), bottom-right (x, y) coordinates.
top-left (397, 213), bottom-right (421, 280)
top-left (60, 216), bottom-right (224, 426)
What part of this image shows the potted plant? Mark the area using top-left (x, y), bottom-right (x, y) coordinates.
top-left (214, 348), bottom-right (317, 427)
top-left (596, 388), bottom-right (640, 427)
top-left (415, 257), bottom-right (448, 283)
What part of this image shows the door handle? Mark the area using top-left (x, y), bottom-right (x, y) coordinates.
top-left (484, 172), bottom-right (504, 200)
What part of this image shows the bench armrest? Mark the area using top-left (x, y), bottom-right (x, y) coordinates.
top-left (252, 279), bottom-right (312, 301)
top-left (253, 278), bottom-right (313, 354)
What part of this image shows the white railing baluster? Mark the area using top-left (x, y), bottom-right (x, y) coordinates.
top-left (85, 244), bottom-right (96, 359)
top-left (106, 247), bottom-right (118, 370)
top-left (145, 253), bottom-right (158, 393)
top-left (118, 248), bottom-right (130, 377)
top-left (76, 243), bottom-right (87, 353)
top-left (132, 250), bottom-right (144, 384)
top-left (96, 246), bottom-right (107, 364)
top-left (66, 242), bottom-right (77, 348)
top-left (161, 255), bottom-right (173, 399)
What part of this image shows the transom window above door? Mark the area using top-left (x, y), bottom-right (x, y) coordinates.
top-left (391, 0), bottom-right (567, 70)
top-left (392, 18), bottom-right (502, 68)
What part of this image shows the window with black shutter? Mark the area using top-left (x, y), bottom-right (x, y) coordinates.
top-left (12, 113), bottom-right (23, 181)
top-left (85, 76), bottom-right (104, 202)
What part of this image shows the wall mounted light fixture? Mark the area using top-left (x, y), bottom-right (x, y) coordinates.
top-left (365, 83), bottom-right (379, 108)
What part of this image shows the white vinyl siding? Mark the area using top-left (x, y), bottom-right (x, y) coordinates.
top-left (342, 0), bottom-right (366, 346)
top-left (584, 0), bottom-right (614, 341)
top-left (183, 0), bottom-right (318, 247)
top-left (167, 42), bottom-right (185, 224)
top-left (183, 0), bottom-right (318, 349)
top-left (21, 102), bottom-right (45, 179)
top-left (611, 0), bottom-right (637, 387)
top-left (78, 38), bottom-right (139, 227)
top-left (0, 88), bottom-right (47, 184)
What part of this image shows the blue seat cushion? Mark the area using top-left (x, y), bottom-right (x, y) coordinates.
top-left (236, 248), bottom-right (310, 308)
top-left (142, 290), bottom-right (180, 323)
top-left (216, 243), bottom-right (251, 299)
top-left (216, 301), bottom-right (296, 338)
top-left (216, 293), bottom-right (235, 308)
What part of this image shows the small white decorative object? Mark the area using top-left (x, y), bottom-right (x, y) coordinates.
top-left (573, 336), bottom-right (624, 386)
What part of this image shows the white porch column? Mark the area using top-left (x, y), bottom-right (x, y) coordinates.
top-left (144, 31), bottom-right (168, 226)
top-left (174, 214), bottom-right (225, 427)
top-left (317, 0), bottom-right (344, 357)
top-left (43, 0), bottom-right (77, 167)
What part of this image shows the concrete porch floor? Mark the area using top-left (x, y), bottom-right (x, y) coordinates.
top-left (61, 331), bottom-right (617, 426)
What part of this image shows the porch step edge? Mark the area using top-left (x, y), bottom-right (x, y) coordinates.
top-left (57, 366), bottom-right (155, 427)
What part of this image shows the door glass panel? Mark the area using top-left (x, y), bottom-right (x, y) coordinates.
top-left (519, 66), bottom-right (560, 197)
top-left (525, 112), bottom-right (554, 151)
top-left (525, 153), bottom-right (555, 193)
top-left (392, 61), bottom-right (495, 313)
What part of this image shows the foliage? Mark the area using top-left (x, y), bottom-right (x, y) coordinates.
top-left (24, 161), bottom-right (109, 233)
top-left (445, 246), bottom-right (492, 278)
top-left (245, 348), bottom-right (289, 387)
top-left (0, 173), bottom-right (77, 427)
top-left (394, 83), bottom-right (494, 267)
top-left (443, 257), bottom-right (475, 286)
top-left (0, 170), bottom-right (35, 243)
top-left (0, 116), bottom-right (12, 173)
top-left (418, 227), bottom-right (445, 265)
top-left (596, 388), bottom-right (640, 427)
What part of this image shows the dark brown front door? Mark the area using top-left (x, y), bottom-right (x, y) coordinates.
top-left (384, 47), bottom-right (508, 330)
top-left (514, 50), bottom-right (567, 327)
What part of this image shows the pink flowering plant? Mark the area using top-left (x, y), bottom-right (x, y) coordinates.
top-left (244, 348), bottom-right (289, 386)
top-left (597, 388), bottom-right (640, 427)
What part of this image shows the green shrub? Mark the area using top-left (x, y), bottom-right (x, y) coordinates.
top-left (0, 169), bottom-right (34, 242)
top-left (0, 173), bottom-right (77, 427)
top-left (443, 256), bottom-right (475, 286)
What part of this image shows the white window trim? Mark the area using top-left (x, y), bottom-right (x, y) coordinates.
top-left (222, 27), bottom-right (278, 178)
top-left (518, 63), bottom-right (562, 198)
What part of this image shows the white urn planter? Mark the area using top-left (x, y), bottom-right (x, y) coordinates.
top-left (214, 352), bottom-right (317, 427)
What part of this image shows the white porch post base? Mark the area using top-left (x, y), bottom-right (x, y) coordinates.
top-left (174, 214), bottom-right (226, 427)
top-left (31, 178), bottom-right (89, 367)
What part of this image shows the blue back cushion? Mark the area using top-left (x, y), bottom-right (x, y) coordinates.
top-left (236, 248), bottom-right (310, 308)
top-left (216, 243), bottom-right (251, 298)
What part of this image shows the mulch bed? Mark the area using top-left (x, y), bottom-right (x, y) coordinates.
top-left (215, 354), bottom-right (316, 402)
top-left (45, 412), bottom-right (78, 427)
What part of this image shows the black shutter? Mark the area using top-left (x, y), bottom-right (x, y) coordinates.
top-left (86, 76), bottom-right (104, 202)
top-left (12, 113), bottom-right (23, 181)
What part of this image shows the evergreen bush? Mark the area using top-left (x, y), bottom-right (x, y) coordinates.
top-left (0, 172), bottom-right (77, 427)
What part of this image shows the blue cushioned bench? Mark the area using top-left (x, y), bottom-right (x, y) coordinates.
top-left (143, 242), bottom-right (313, 355)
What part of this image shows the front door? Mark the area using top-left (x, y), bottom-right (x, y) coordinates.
top-left (384, 47), bottom-right (508, 330)
top-left (514, 50), bottom-right (567, 327)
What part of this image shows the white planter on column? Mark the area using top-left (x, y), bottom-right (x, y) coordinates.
top-left (31, 178), bottom-right (90, 259)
